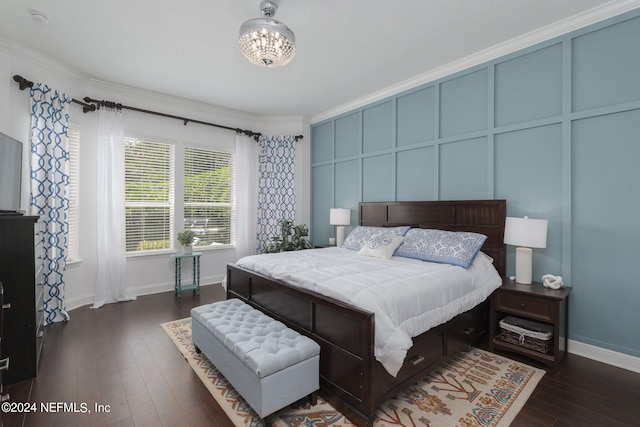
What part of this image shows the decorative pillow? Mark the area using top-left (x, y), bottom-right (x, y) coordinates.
top-left (357, 233), bottom-right (404, 260)
top-left (394, 228), bottom-right (487, 268)
top-left (342, 226), bottom-right (411, 251)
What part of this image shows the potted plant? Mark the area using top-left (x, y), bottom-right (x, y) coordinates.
top-left (263, 220), bottom-right (313, 253)
top-left (177, 229), bottom-right (196, 254)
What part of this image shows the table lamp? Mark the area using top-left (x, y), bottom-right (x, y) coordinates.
top-left (503, 216), bottom-right (548, 284)
top-left (329, 208), bottom-right (351, 246)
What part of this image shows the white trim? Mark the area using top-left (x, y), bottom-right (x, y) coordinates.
top-left (0, 38), bottom-right (88, 81)
top-left (310, 0), bottom-right (640, 124)
top-left (569, 339), bottom-right (640, 374)
top-left (63, 287), bottom-right (640, 374)
top-left (64, 277), bottom-right (224, 311)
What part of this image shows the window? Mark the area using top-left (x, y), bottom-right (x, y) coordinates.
top-left (184, 147), bottom-right (234, 247)
top-left (66, 127), bottom-right (80, 262)
top-left (124, 138), bottom-right (174, 252)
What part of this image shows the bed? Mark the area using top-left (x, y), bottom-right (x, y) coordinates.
top-left (226, 200), bottom-right (506, 426)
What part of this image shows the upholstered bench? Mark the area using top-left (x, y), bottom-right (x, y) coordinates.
top-left (191, 298), bottom-right (320, 421)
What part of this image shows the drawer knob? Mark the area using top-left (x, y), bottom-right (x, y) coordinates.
top-left (520, 303), bottom-right (526, 308)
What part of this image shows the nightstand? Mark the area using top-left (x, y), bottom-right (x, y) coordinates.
top-left (489, 278), bottom-right (572, 367)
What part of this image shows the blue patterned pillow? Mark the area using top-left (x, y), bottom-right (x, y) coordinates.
top-left (342, 226), bottom-right (411, 251)
top-left (394, 229), bottom-right (487, 268)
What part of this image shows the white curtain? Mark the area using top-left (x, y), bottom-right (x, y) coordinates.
top-left (93, 107), bottom-right (136, 308)
top-left (235, 134), bottom-right (258, 259)
top-left (29, 83), bottom-right (71, 325)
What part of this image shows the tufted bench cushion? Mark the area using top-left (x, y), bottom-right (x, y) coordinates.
top-left (192, 298), bottom-right (319, 378)
top-left (191, 298), bottom-right (320, 419)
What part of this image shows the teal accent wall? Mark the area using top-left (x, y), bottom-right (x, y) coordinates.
top-left (311, 10), bottom-right (640, 358)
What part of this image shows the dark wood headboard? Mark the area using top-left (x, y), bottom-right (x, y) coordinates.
top-left (359, 200), bottom-right (506, 277)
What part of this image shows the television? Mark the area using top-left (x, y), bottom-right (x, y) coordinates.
top-left (0, 131), bottom-right (23, 214)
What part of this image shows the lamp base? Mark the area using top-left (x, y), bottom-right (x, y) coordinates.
top-left (515, 246), bottom-right (533, 284)
top-left (336, 226), bottom-right (346, 247)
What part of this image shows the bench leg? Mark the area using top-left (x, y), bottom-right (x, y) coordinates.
top-left (309, 391), bottom-right (318, 406)
top-left (262, 414), bottom-right (273, 426)
top-left (194, 345), bottom-right (201, 354)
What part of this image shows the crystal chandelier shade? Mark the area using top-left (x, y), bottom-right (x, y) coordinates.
top-left (238, 1), bottom-right (296, 67)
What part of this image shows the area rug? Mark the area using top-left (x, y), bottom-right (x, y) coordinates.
top-left (161, 318), bottom-right (544, 427)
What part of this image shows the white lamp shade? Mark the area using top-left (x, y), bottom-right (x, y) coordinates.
top-left (504, 216), bottom-right (548, 249)
top-left (329, 208), bottom-right (351, 226)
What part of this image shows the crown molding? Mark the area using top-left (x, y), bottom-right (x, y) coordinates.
top-left (0, 37), bottom-right (88, 82)
top-left (310, 1), bottom-right (640, 124)
top-left (87, 78), bottom-right (259, 125)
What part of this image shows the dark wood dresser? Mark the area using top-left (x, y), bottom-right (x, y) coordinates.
top-left (0, 215), bottom-right (45, 385)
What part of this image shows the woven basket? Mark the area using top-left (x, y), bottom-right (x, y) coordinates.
top-left (498, 316), bottom-right (553, 354)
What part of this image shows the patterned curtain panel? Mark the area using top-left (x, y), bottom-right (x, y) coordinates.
top-left (256, 135), bottom-right (296, 252)
top-left (29, 84), bottom-right (72, 325)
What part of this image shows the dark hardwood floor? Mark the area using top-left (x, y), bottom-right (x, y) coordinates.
top-left (3, 284), bottom-right (639, 426)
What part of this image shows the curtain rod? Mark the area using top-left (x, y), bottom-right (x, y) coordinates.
top-left (13, 75), bottom-right (303, 142)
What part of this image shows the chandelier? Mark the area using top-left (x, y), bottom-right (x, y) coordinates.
top-left (238, 1), bottom-right (296, 67)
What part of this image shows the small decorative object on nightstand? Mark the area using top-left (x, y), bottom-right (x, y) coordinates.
top-left (490, 278), bottom-right (571, 366)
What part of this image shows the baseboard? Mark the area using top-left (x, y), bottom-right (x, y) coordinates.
top-left (64, 287), bottom-right (639, 374)
top-left (64, 274), bottom-right (224, 312)
top-left (569, 339), bottom-right (640, 374)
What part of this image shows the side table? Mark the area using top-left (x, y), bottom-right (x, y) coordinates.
top-left (171, 252), bottom-right (202, 298)
top-left (490, 278), bottom-right (572, 367)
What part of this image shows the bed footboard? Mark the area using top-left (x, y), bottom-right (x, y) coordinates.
top-left (226, 263), bottom-right (376, 423)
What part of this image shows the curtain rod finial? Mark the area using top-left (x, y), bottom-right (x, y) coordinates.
top-left (13, 74), bottom-right (33, 90)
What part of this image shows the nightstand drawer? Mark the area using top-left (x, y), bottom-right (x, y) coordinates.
top-left (494, 292), bottom-right (554, 323)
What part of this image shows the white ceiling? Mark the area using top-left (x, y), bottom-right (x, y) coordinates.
top-left (1, 0), bottom-right (637, 119)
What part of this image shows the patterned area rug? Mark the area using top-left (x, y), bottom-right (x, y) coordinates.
top-left (161, 318), bottom-right (544, 427)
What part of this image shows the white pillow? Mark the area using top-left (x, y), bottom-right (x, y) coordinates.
top-left (358, 233), bottom-right (404, 260)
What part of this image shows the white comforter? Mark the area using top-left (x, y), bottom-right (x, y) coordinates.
top-left (234, 247), bottom-right (501, 376)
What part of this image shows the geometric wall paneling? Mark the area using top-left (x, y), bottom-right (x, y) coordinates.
top-left (571, 109), bottom-right (640, 354)
top-left (494, 44), bottom-right (563, 127)
top-left (311, 8), bottom-right (640, 360)
top-left (396, 87), bottom-right (435, 146)
top-left (494, 124), bottom-right (563, 279)
top-left (439, 68), bottom-right (488, 138)
top-left (311, 164), bottom-right (335, 245)
top-left (363, 101), bottom-right (393, 153)
top-left (363, 154), bottom-right (393, 202)
top-left (311, 121), bottom-right (333, 163)
top-left (572, 15), bottom-right (640, 113)
top-left (334, 159), bottom-right (361, 211)
top-left (439, 137), bottom-right (488, 200)
top-left (494, 124), bottom-right (563, 211)
top-left (335, 112), bottom-right (361, 159)
top-left (396, 146), bottom-right (435, 201)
